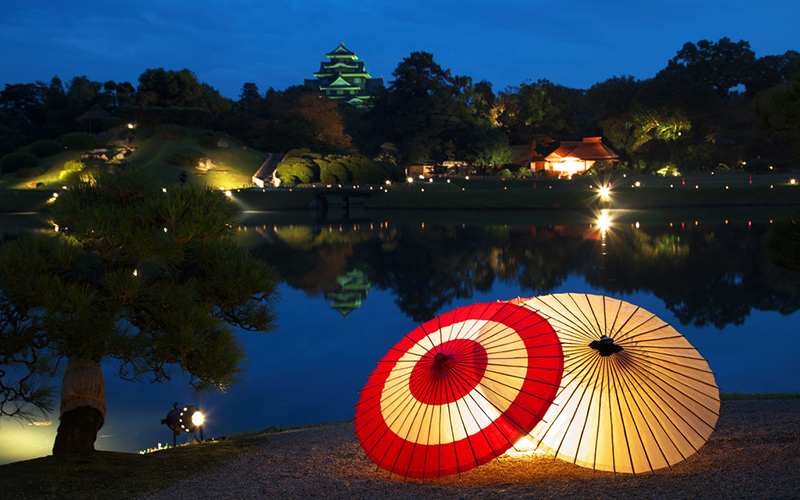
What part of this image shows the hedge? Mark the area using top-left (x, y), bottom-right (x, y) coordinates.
top-left (0, 151), bottom-right (38, 174)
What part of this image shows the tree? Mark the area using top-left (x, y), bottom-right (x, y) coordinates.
top-left (658, 38), bottom-right (756, 96)
top-left (496, 79), bottom-right (587, 149)
top-left (754, 74), bottom-right (800, 153)
top-left (369, 52), bottom-right (475, 165)
top-left (0, 168), bottom-right (279, 454)
top-left (137, 68), bottom-right (203, 108)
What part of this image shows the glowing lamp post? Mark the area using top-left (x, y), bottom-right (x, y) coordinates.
top-left (161, 403), bottom-right (205, 446)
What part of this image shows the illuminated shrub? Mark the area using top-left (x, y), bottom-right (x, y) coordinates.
top-left (276, 157), bottom-right (315, 186)
top-left (58, 160), bottom-right (86, 181)
top-left (62, 132), bottom-right (100, 151)
top-left (28, 139), bottom-right (62, 158)
top-left (0, 151), bottom-right (38, 174)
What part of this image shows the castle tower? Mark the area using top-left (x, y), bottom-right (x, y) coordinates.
top-left (304, 42), bottom-right (384, 106)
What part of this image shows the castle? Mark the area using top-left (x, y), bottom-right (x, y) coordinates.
top-left (304, 42), bottom-right (383, 106)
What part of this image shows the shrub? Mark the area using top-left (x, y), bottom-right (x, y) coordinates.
top-left (62, 132), bottom-right (100, 151)
top-left (15, 166), bottom-right (45, 178)
top-left (63, 160), bottom-right (86, 172)
top-left (154, 124), bottom-right (187, 139)
top-left (276, 157), bottom-right (315, 186)
top-left (59, 160), bottom-right (86, 181)
top-left (199, 131), bottom-right (218, 150)
top-left (28, 139), bottom-right (63, 158)
top-left (0, 151), bottom-right (38, 174)
top-left (166, 152), bottom-right (204, 167)
top-left (60, 169), bottom-right (84, 182)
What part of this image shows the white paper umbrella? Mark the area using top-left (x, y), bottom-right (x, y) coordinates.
top-left (512, 293), bottom-right (720, 474)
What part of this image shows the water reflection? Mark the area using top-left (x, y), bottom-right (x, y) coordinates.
top-left (245, 214), bottom-right (800, 327)
top-left (2, 210), bottom-right (799, 464)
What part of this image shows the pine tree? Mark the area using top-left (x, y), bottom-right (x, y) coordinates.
top-left (0, 168), bottom-right (279, 454)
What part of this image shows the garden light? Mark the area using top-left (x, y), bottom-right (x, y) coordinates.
top-left (161, 403), bottom-right (205, 446)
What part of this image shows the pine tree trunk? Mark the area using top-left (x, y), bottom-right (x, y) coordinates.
top-left (52, 358), bottom-right (106, 454)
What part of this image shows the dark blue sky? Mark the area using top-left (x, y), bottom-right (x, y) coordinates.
top-left (2, 0), bottom-right (798, 99)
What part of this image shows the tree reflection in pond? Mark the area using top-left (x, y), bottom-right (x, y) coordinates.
top-left (247, 220), bottom-right (800, 328)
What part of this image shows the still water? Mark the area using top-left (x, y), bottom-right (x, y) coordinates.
top-left (1, 207), bottom-right (799, 464)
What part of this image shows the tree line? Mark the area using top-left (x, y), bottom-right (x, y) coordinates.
top-left (2, 37), bottom-right (800, 177)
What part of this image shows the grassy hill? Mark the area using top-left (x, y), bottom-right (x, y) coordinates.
top-left (0, 126), bottom-right (265, 193)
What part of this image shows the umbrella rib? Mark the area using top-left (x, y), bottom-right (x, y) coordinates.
top-left (585, 293), bottom-right (606, 339)
top-left (608, 355), bottom-right (636, 475)
top-left (463, 366), bottom-right (557, 413)
top-left (625, 355), bottom-right (721, 404)
top-left (621, 355), bottom-right (720, 434)
top-left (570, 293), bottom-right (608, 340)
top-left (361, 382), bottom-right (420, 467)
top-left (535, 295), bottom-right (599, 342)
top-left (608, 306), bottom-right (649, 343)
top-left (611, 356), bottom-right (659, 474)
top-left (569, 351), bottom-right (605, 467)
top-left (389, 362), bottom-right (441, 479)
top-left (536, 351), bottom-right (602, 452)
top-left (620, 355), bottom-right (708, 453)
top-left (478, 324), bottom-right (550, 351)
top-left (607, 295), bottom-right (624, 339)
top-left (446, 366), bottom-right (501, 463)
top-left (592, 355), bottom-right (609, 470)
top-left (448, 366), bottom-right (535, 459)
top-left (616, 356), bottom-right (690, 468)
top-left (443, 366), bottom-right (485, 474)
top-left (623, 349), bottom-right (717, 378)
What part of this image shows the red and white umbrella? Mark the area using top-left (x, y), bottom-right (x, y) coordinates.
top-left (513, 293), bottom-right (720, 474)
top-left (354, 301), bottom-right (564, 478)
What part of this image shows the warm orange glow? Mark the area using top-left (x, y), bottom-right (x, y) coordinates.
top-left (596, 209), bottom-right (612, 232)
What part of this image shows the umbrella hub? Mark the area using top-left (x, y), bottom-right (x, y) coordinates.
top-left (433, 352), bottom-right (451, 372)
top-left (589, 335), bottom-right (623, 357)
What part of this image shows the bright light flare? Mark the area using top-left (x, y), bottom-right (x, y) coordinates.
top-left (598, 185), bottom-right (611, 201)
top-left (224, 190), bottom-right (233, 198)
top-left (191, 411), bottom-right (205, 427)
top-left (596, 209), bottom-right (612, 232)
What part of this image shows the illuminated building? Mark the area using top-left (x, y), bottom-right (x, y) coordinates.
top-left (304, 42), bottom-right (384, 106)
top-left (538, 137), bottom-right (619, 177)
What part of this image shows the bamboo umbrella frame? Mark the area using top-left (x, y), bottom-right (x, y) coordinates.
top-left (513, 293), bottom-right (720, 474)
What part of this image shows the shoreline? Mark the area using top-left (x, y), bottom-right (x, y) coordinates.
top-left (135, 399), bottom-right (800, 500)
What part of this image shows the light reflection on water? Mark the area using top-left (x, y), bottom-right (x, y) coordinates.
top-left (2, 210), bottom-right (800, 465)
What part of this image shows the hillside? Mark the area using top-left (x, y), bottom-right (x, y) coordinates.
top-left (0, 126), bottom-right (266, 192)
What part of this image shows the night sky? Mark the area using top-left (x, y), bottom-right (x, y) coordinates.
top-left (2, 0), bottom-right (799, 99)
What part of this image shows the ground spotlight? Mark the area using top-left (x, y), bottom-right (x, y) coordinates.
top-left (161, 403), bottom-right (205, 446)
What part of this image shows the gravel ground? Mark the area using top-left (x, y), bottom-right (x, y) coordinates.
top-left (136, 400), bottom-right (800, 500)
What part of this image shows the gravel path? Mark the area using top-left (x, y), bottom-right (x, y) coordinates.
top-left (136, 400), bottom-right (800, 500)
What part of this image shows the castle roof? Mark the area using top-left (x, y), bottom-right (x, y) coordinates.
top-left (327, 42), bottom-right (357, 59)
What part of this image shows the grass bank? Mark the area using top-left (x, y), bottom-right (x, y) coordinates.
top-left (0, 435), bottom-right (258, 500)
top-left (1, 394), bottom-right (796, 499)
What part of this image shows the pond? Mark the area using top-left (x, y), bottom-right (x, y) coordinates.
top-left (1, 207), bottom-right (799, 464)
